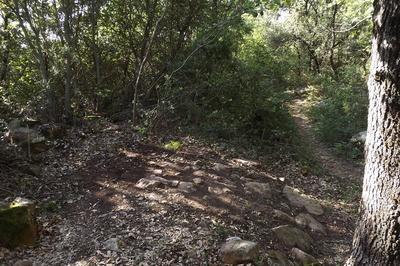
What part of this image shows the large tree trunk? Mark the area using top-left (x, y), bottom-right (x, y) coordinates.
top-left (90, 0), bottom-right (101, 111)
top-left (63, 0), bottom-right (74, 123)
top-left (0, 13), bottom-right (11, 86)
top-left (346, 0), bottom-right (400, 265)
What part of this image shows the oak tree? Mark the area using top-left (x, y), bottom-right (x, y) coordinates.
top-left (347, 0), bottom-right (400, 264)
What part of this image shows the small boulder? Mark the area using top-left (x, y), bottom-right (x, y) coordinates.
top-left (267, 250), bottom-right (294, 266)
top-left (193, 178), bottom-right (204, 185)
top-left (6, 127), bottom-right (42, 145)
top-left (135, 177), bottom-right (167, 189)
top-left (291, 248), bottom-right (319, 265)
top-left (39, 123), bottom-right (66, 139)
top-left (283, 186), bottom-right (324, 216)
top-left (272, 225), bottom-right (313, 252)
top-left (208, 186), bottom-right (231, 195)
top-left (295, 213), bottom-right (326, 235)
top-left (213, 163), bottom-right (229, 173)
top-left (0, 198), bottom-right (38, 248)
top-left (193, 170), bottom-right (206, 177)
top-left (220, 238), bottom-right (259, 265)
top-left (273, 210), bottom-right (295, 224)
top-left (74, 260), bottom-right (96, 266)
top-left (152, 169), bottom-right (163, 175)
top-left (104, 237), bottom-right (120, 251)
top-left (13, 260), bottom-right (33, 266)
top-left (177, 182), bottom-right (196, 193)
top-left (245, 182), bottom-right (271, 198)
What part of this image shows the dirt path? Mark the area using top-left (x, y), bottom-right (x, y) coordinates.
top-left (290, 98), bottom-right (363, 181)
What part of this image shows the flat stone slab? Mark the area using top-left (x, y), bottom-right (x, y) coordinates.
top-left (267, 250), bottom-right (294, 266)
top-left (272, 225), bottom-right (313, 252)
top-left (273, 209), bottom-right (295, 224)
top-left (135, 176), bottom-right (169, 189)
top-left (245, 182), bottom-right (271, 198)
top-left (193, 178), bottom-right (204, 185)
top-left (193, 170), bottom-right (207, 177)
top-left (220, 239), bottom-right (259, 265)
top-left (177, 181), bottom-right (196, 193)
top-left (295, 213), bottom-right (327, 235)
top-left (291, 248), bottom-right (319, 265)
top-left (283, 186), bottom-right (324, 216)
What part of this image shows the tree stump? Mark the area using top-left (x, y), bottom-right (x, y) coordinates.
top-left (0, 198), bottom-right (38, 248)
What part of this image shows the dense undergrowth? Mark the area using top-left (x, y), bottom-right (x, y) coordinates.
top-left (0, 0), bottom-right (372, 161)
top-left (307, 70), bottom-right (368, 159)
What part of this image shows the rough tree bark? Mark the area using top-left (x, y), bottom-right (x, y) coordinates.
top-left (346, 0), bottom-right (400, 265)
top-left (90, 0), bottom-right (101, 111)
top-left (61, 0), bottom-right (75, 123)
top-left (0, 12), bottom-right (11, 86)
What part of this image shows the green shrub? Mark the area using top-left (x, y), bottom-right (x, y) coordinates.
top-left (307, 66), bottom-right (368, 156)
top-left (164, 140), bottom-right (183, 151)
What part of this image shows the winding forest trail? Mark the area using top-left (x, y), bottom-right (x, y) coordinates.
top-left (289, 97), bottom-right (364, 181)
top-left (2, 98), bottom-right (365, 265)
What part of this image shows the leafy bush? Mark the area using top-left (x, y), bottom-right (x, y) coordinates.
top-left (307, 66), bottom-right (368, 156)
top-left (166, 16), bottom-right (296, 144)
top-left (164, 140), bottom-right (183, 151)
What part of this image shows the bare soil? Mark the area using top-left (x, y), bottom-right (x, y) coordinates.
top-left (0, 104), bottom-right (363, 265)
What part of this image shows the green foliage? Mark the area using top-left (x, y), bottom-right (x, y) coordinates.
top-left (307, 66), bottom-right (368, 155)
top-left (0, 0), bottom-right (373, 161)
top-left (167, 15), bottom-right (296, 143)
top-left (164, 140), bottom-right (183, 151)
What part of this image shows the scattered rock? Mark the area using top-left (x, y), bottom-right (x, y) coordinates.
top-left (0, 198), bottom-right (38, 248)
top-left (283, 186), bottom-right (324, 216)
top-left (208, 186), bottom-right (231, 195)
top-left (245, 182), bottom-right (271, 198)
top-left (74, 260), bottom-right (97, 266)
top-left (163, 169), bottom-right (180, 176)
top-left (220, 238), bottom-right (259, 265)
top-left (273, 210), bottom-right (295, 224)
top-left (104, 237), bottom-right (120, 251)
top-left (177, 182), bottom-right (196, 193)
top-left (4, 125), bottom-right (49, 153)
top-left (272, 225), bottom-right (313, 252)
top-left (193, 178), bottom-right (204, 185)
top-left (5, 127), bottom-right (44, 146)
top-left (13, 260), bottom-right (33, 266)
top-left (152, 169), bottom-right (163, 175)
top-left (135, 177), bottom-right (166, 189)
top-left (183, 166), bottom-right (191, 172)
top-left (231, 173), bottom-right (240, 179)
top-left (213, 163), bottom-right (229, 173)
top-left (267, 250), bottom-right (294, 266)
top-left (232, 158), bottom-right (259, 167)
top-left (295, 213), bottom-right (326, 235)
top-left (39, 123), bottom-right (66, 139)
top-left (291, 248), bottom-right (319, 265)
top-left (193, 170), bottom-right (206, 177)
top-left (169, 180), bottom-right (180, 187)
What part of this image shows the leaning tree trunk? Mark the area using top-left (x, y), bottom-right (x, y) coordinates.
top-left (346, 0), bottom-right (400, 265)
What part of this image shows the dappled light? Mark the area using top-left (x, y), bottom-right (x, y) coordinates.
top-left (4, 0), bottom-right (398, 265)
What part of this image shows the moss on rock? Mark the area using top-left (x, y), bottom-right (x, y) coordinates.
top-left (0, 198), bottom-right (38, 248)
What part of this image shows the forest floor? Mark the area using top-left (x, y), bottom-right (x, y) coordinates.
top-left (1, 97), bottom-right (363, 266)
top-left (289, 98), bottom-right (364, 181)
